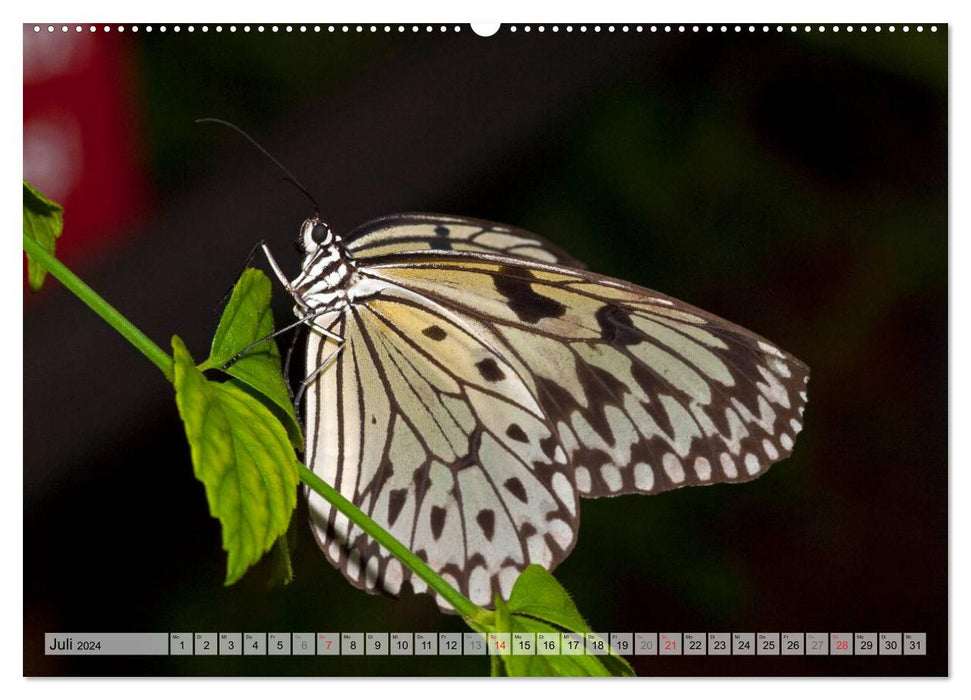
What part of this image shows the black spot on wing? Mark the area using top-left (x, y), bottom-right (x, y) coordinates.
top-left (596, 304), bottom-right (642, 346)
top-left (578, 364), bottom-right (639, 444)
top-left (493, 266), bottom-right (566, 324)
top-left (412, 463), bottom-right (431, 503)
top-left (430, 237), bottom-right (452, 251)
top-left (388, 489), bottom-right (407, 526)
top-left (434, 225), bottom-right (450, 236)
top-left (539, 434), bottom-right (560, 461)
top-left (422, 325), bottom-right (448, 341)
top-left (536, 372), bottom-right (618, 446)
top-left (476, 509), bottom-right (495, 541)
top-left (430, 506), bottom-right (447, 540)
top-left (453, 428), bottom-right (483, 471)
top-left (504, 477), bottom-right (528, 503)
top-left (506, 423), bottom-right (528, 442)
top-left (476, 358), bottom-right (506, 383)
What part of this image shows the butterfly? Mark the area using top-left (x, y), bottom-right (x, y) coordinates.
top-left (262, 212), bottom-right (810, 611)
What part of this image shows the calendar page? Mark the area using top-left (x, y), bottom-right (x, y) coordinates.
top-left (23, 18), bottom-right (947, 678)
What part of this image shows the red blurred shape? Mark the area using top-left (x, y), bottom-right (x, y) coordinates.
top-left (23, 26), bottom-right (149, 280)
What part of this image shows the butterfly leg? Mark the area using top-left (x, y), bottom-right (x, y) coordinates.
top-left (293, 340), bottom-right (344, 409)
top-left (261, 242), bottom-right (294, 293)
top-left (282, 321), bottom-right (303, 399)
top-left (221, 308), bottom-right (341, 370)
top-left (215, 239), bottom-right (271, 314)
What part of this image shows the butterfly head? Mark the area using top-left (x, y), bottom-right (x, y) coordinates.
top-left (299, 216), bottom-right (335, 254)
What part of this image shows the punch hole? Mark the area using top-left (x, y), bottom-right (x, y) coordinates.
top-left (471, 23), bottom-right (500, 37)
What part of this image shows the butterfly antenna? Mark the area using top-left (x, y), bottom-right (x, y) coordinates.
top-left (195, 117), bottom-right (320, 215)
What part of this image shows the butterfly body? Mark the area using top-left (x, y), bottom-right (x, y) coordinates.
top-left (289, 218), bottom-right (359, 314)
top-left (272, 213), bottom-right (810, 610)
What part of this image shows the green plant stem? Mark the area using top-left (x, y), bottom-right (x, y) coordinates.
top-left (298, 463), bottom-right (487, 623)
top-left (23, 233), bottom-right (174, 382)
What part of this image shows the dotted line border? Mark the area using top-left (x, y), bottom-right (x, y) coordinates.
top-left (29, 24), bottom-right (941, 35)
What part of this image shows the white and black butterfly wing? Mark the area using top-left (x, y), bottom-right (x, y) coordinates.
top-left (345, 213), bottom-right (587, 268)
top-left (362, 252), bottom-right (810, 499)
top-left (303, 285), bottom-right (578, 610)
top-left (304, 216), bottom-right (809, 611)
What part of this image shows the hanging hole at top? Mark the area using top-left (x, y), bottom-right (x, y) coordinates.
top-left (471, 23), bottom-right (500, 37)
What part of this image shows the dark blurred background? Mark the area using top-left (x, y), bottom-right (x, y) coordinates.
top-left (23, 24), bottom-right (947, 676)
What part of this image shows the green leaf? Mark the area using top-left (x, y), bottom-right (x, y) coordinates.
top-left (202, 268), bottom-right (302, 449)
top-left (506, 564), bottom-right (593, 635)
top-left (268, 515), bottom-right (298, 588)
top-left (172, 335), bottom-right (299, 585)
top-left (490, 565), bottom-right (635, 677)
top-left (23, 180), bottom-right (64, 291)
